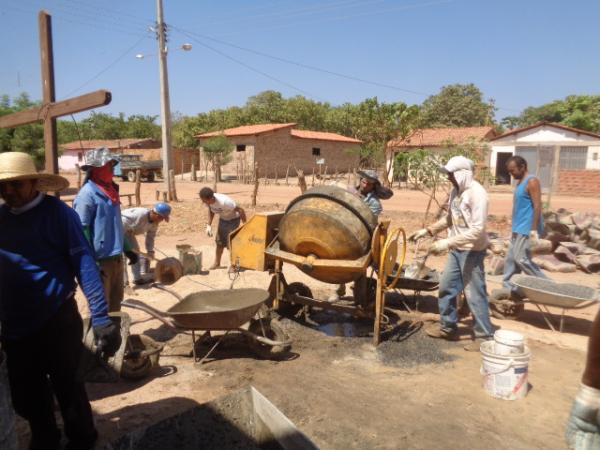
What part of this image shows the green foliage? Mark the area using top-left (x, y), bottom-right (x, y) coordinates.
top-left (201, 134), bottom-right (233, 182)
top-left (421, 83), bottom-right (496, 127)
top-left (0, 92), bottom-right (45, 166)
top-left (57, 112), bottom-right (160, 143)
top-left (510, 95), bottom-right (600, 133)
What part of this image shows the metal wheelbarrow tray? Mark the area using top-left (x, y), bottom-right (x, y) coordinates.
top-left (122, 288), bottom-right (292, 362)
top-left (386, 266), bottom-right (440, 292)
top-left (511, 274), bottom-right (600, 332)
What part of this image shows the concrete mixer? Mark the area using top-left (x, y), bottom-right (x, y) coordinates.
top-left (229, 185), bottom-right (406, 344)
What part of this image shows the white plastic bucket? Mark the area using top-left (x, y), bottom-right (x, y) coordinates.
top-left (480, 340), bottom-right (530, 400)
top-left (493, 329), bottom-right (525, 356)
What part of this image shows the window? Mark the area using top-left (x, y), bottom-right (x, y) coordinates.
top-left (236, 144), bottom-right (246, 152)
top-left (593, 153), bottom-right (598, 161)
top-left (312, 147), bottom-right (320, 156)
top-left (559, 146), bottom-right (587, 170)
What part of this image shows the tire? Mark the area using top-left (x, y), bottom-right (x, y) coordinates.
top-left (247, 318), bottom-right (291, 360)
top-left (127, 171), bottom-right (136, 182)
top-left (279, 282), bottom-right (312, 317)
top-left (120, 334), bottom-right (163, 380)
top-left (489, 289), bottom-right (525, 320)
top-left (146, 171), bottom-right (155, 182)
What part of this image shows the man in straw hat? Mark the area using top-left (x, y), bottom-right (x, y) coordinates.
top-left (408, 155), bottom-right (494, 352)
top-left (0, 151), bottom-right (121, 449)
top-left (74, 147), bottom-right (138, 311)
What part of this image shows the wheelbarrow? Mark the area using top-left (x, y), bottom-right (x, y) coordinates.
top-left (506, 274), bottom-right (600, 332)
top-left (121, 287), bottom-right (292, 363)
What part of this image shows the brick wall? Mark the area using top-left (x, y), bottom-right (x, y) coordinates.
top-left (256, 129), bottom-right (360, 177)
top-left (198, 129), bottom-right (361, 179)
top-left (558, 169), bottom-right (600, 195)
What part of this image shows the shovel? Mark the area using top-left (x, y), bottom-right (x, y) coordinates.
top-left (404, 239), bottom-right (431, 280)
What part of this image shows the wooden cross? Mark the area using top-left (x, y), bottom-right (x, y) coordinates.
top-left (0, 11), bottom-right (112, 187)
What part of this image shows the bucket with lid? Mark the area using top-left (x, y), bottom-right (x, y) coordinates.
top-left (480, 340), bottom-right (530, 400)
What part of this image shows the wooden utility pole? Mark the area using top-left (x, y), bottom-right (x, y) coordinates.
top-left (0, 11), bottom-right (111, 198)
top-left (156, 0), bottom-right (174, 199)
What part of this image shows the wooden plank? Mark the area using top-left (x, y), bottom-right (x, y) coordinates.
top-left (39, 11), bottom-right (58, 176)
top-left (0, 90), bottom-right (111, 128)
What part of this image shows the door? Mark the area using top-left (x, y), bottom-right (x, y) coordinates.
top-left (537, 146), bottom-right (554, 190)
top-left (495, 152), bottom-right (512, 184)
top-left (515, 146), bottom-right (553, 191)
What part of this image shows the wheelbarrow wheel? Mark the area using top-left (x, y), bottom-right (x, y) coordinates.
top-left (247, 318), bottom-right (291, 360)
top-left (489, 288), bottom-right (525, 320)
top-left (279, 282), bottom-right (312, 317)
top-left (121, 334), bottom-right (163, 380)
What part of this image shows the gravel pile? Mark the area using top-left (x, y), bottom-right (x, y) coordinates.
top-left (377, 321), bottom-right (456, 368)
top-left (514, 275), bottom-right (598, 300)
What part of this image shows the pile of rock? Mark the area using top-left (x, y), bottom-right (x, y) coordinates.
top-left (534, 210), bottom-right (600, 273)
top-left (487, 209), bottom-right (600, 274)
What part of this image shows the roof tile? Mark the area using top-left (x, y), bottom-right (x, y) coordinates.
top-left (388, 126), bottom-right (497, 148)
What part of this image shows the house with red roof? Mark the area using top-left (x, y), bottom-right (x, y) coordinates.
top-left (385, 126), bottom-right (498, 183)
top-left (58, 138), bottom-right (159, 171)
top-left (489, 122), bottom-right (600, 194)
top-left (196, 123), bottom-right (362, 179)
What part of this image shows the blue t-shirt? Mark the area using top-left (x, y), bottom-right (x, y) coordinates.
top-left (0, 195), bottom-right (110, 339)
top-left (512, 175), bottom-right (544, 236)
top-left (73, 181), bottom-right (125, 259)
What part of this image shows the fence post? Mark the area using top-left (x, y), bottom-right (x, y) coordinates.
top-left (168, 169), bottom-right (178, 201)
top-left (252, 163), bottom-right (259, 207)
top-left (297, 169), bottom-right (307, 194)
top-left (191, 163), bottom-right (197, 181)
top-left (135, 169), bottom-right (141, 206)
top-left (285, 165), bottom-right (290, 185)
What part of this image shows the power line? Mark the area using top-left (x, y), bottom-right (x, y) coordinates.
top-left (172, 25), bottom-right (428, 98)
top-left (64, 33), bottom-right (151, 97)
top-left (179, 31), bottom-right (318, 99)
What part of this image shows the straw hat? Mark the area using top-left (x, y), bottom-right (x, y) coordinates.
top-left (0, 152), bottom-right (69, 192)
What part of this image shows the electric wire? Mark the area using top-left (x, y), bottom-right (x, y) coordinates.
top-left (64, 33), bottom-right (151, 97)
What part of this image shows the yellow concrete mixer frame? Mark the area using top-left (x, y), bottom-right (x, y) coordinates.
top-left (229, 208), bottom-right (406, 346)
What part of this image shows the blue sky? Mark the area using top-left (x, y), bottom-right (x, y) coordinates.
top-left (1, 0), bottom-right (599, 121)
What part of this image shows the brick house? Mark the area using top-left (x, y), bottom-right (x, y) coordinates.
top-left (196, 123), bottom-right (361, 178)
top-left (489, 122), bottom-right (600, 194)
top-left (385, 126), bottom-right (498, 182)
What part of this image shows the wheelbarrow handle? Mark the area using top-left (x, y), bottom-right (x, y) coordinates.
top-left (151, 282), bottom-right (184, 302)
top-left (121, 299), bottom-right (179, 331)
top-left (239, 329), bottom-right (292, 347)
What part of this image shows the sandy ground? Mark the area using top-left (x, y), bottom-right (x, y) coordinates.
top-left (16, 177), bottom-right (600, 449)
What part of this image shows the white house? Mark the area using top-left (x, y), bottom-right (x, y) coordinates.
top-left (490, 122), bottom-right (600, 190)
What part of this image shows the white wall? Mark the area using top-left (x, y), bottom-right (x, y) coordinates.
top-left (58, 151), bottom-right (81, 171)
top-left (587, 146), bottom-right (600, 170)
top-left (493, 125), bottom-right (600, 145)
top-left (489, 145), bottom-right (514, 174)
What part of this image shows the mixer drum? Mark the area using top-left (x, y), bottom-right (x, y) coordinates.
top-left (278, 186), bottom-right (378, 283)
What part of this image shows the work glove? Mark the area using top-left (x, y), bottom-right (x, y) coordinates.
top-left (93, 320), bottom-right (122, 358)
top-left (566, 384), bottom-right (600, 450)
top-left (205, 223), bottom-right (213, 237)
top-left (529, 230), bottom-right (539, 246)
top-left (408, 228), bottom-right (431, 242)
top-left (124, 250), bottom-right (139, 266)
top-left (429, 239), bottom-right (451, 255)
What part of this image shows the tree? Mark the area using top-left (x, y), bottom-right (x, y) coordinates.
top-left (0, 92), bottom-right (45, 166)
top-left (511, 95), bottom-right (600, 133)
top-left (201, 134), bottom-right (233, 188)
top-left (421, 83), bottom-right (496, 127)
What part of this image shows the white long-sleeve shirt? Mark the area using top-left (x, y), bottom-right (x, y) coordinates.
top-left (429, 172), bottom-right (489, 251)
top-left (121, 207), bottom-right (158, 253)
